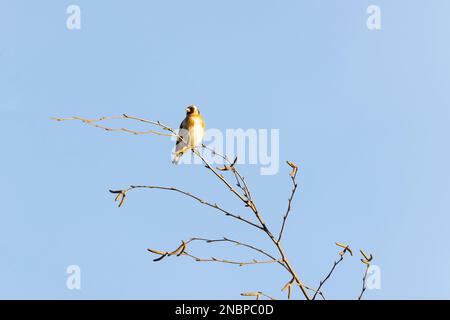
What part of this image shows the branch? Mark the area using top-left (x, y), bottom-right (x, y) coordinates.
top-left (305, 284), bottom-right (326, 300)
top-left (204, 144), bottom-right (253, 201)
top-left (183, 252), bottom-right (281, 266)
top-left (241, 291), bottom-right (276, 300)
top-left (147, 239), bottom-right (281, 267)
top-left (55, 114), bottom-right (314, 300)
top-left (193, 148), bottom-right (277, 239)
top-left (53, 114), bottom-right (269, 234)
top-left (109, 186), bottom-right (263, 231)
top-left (358, 249), bottom-right (373, 300)
top-left (277, 161), bottom-right (299, 243)
top-left (193, 149), bottom-right (312, 300)
top-left (52, 115), bottom-right (177, 137)
top-left (193, 151), bottom-right (311, 299)
top-left (312, 242), bottom-right (353, 300)
top-left (188, 237), bottom-right (280, 263)
top-left (192, 149), bottom-right (252, 206)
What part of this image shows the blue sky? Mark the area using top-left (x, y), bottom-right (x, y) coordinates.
top-left (1, 0), bottom-right (450, 299)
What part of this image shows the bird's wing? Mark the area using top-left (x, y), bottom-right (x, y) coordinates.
top-left (175, 118), bottom-right (189, 152)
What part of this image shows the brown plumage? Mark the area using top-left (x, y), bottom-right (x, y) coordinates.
top-left (172, 105), bottom-right (205, 164)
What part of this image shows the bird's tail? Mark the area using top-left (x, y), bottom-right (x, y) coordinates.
top-left (172, 152), bottom-right (183, 165)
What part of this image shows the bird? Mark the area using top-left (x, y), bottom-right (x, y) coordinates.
top-left (172, 105), bottom-right (205, 164)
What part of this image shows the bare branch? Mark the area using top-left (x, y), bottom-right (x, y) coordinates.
top-left (147, 239), bottom-right (281, 267)
top-left (358, 249), bottom-right (373, 300)
top-left (203, 144), bottom-right (253, 201)
top-left (193, 150), bottom-right (312, 300)
top-left (147, 240), bottom-right (187, 261)
top-left (183, 252), bottom-right (281, 266)
top-left (281, 278), bottom-right (295, 300)
top-left (188, 237), bottom-right (279, 263)
top-left (358, 265), bottom-right (370, 300)
top-left (241, 291), bottom-right (276, 300)
top-left (109, 186), bottom-right (263, 231)
top-left (312, 243), bottom-right (353, 300)
top-left (52, 115), bottom-right (177, 137)
top-left (277, 161), bottom-right (300, 243)
top-left (54, 113), bottom-right (359, 301)
top-left (305, 284), bottom-right (326, 300)
top-left (192, 149), bottom-right (251, 205)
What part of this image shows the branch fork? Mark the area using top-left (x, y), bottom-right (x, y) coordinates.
top-left (54, 114), bottom-right (373, 300)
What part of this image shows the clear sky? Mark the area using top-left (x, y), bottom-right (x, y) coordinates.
top-left (1, 0), bottom-right (450, 299)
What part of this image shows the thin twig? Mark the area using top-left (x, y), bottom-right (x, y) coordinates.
top-left (241, 291), bottom-right (276, 300)
top-left (312, 243), bottom-right (353, 300)
top-left (305, 285), bottom-right (326, 300)
top-left (312, 256), bottom-right (344, 300)
top-left (358, 249), bottom-right (373, 300)
top-left (188, 237), bottom-right (279, 262)
top-left (203, 144), bottom-right (253, 201)
top-left (187, 237), bottom-right (290, 272)
top-left (147, 238), bottom-right (281, 267)
top-left (277, 161), bottom-right (299, 243)
top-left (109, 186), bottom-right (263, 231)
top-left (193, 148), bottom-right (311, 299)
top-left (55, 114), bottom-right (314, 300)
top-left (52, 115), bottom-right (176, 137)
top-left (183, 252), bottom-right (281, 266)
top-left (358, 264), bottom-right (370, 300)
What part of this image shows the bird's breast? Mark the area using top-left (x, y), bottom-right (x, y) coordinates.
top-left (187, 115), bottom-right (205, 147)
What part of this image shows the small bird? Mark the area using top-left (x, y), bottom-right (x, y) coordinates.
top-left (172, 105), bottom-right (205, 164)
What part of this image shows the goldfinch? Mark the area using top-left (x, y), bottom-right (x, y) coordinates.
top-left (172, 105), bottom-right (205, 164)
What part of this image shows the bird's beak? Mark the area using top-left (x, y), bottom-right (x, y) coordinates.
top-left (186, 108), bottom-right (190, 113)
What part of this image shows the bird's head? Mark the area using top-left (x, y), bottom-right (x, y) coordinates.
top-left (186, 105), bottom-right (200, 115)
